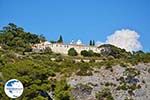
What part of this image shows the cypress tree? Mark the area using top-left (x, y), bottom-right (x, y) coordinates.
top-left (92, 40), bottom-right (95, 46)
top-left (89, 40), bottom-right (92, 46)
top-left (57, 35), bottom-right (63, 43)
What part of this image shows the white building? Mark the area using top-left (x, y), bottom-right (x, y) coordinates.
top-left (32, 41), bottom-right (102, 55)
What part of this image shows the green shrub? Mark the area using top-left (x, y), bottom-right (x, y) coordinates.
top-left (76, 69), bottom-right (93, 76)
top-left (105, 82), bottom-right (116, 87)
top-left (96, 88), bottom-right (114, 100)
top-left (76, 63), bottom-right (93, 76)
top-left (124, 98), bottom-right (134, 100)
top-left (44, 47), bottom-right (52, 54)
top-left (80, 50), bottom-right (100, 57)
top-left (120, 63), bottom-right (127, 67)
top-left (116, 83), bottom-right (128, 90)
top-left (90, 59), bottom-right (95, 63)
top-left (68, 48), bottom-right (78, 56)
top-left (128, 89), bottom-right (134, 96)
top-left (55, 55), bottom-right (63, 62)
top-left (81, 50), bottom-right (89, 57)
top-left (54, 80), bottom-right (72, 100)
top-left (124, 68), bottom-right (140, 77)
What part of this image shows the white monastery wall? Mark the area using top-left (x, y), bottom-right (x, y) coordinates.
top-left (32, 41), bottom-right (102, 55)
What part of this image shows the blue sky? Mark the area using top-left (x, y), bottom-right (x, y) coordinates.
top-left (0, 0), bottom-right (150, 51)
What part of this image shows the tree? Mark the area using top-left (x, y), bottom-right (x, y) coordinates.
top-left (3, 23), bottom-right (17, 31)
top-left (68, 48), bottom-right (78, 56)
top-left (89, 40), bottom-right (92, 46)
top-left (39, 34), bottom-right (46, 42)
top-left (50, 40), bottom-right (57, 43)
top-left (81, 50), bottom-right (89, 57)
top-left (92, 40), bottom-right (95, 46)
top-left (57, 35), bottom-right (63, 43)
top-left (0, 23), bottom-right (46, 53)
top-left (80, 50), bottom-right (94, 57)
top-left (1, 60), bottom-right (53, 99)
top-left (99, 44), bottom-right (131, 58)
top-left (89, 40), bottom-right (95, 46)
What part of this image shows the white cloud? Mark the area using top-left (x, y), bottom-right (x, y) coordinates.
top-left (96, 29), bottom-right (142, 52)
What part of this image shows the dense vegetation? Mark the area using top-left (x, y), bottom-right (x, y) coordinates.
top-left (80, 50), bottom-right (101, 57)
top-left (0, 23), bottom-right (150, 100)
top-left (99, 44), bottom-right (131, 59)
top-left (0, 23), bottom-right (45, 53)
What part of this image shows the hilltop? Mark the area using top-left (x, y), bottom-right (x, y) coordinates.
top-left (0, 23), bottom-right (150, 100)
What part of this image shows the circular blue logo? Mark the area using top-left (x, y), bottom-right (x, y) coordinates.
top-left (4, 79), bottom-right (24, 98)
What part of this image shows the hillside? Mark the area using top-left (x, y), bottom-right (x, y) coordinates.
top-left (68, 63), bottom-right (150, 100)
top-left (0, 24), bottom-right (150, 100)
top-left (0, 23), bottom-right (45, 53)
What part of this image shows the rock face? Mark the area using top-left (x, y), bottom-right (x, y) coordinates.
top-left (67, 63), bottom-right (150, 100)
top-left (71, 84), bottom-right (93, 100)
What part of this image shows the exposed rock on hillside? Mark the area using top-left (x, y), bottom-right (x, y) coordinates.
top-left (67, 63), bottom-right (150, 100)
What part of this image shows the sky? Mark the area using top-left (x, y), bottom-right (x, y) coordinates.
top-left (0, 0), bottom-right (150, 52)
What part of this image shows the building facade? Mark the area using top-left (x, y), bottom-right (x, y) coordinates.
top-left (32, 41), bottom-right (102, 55)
